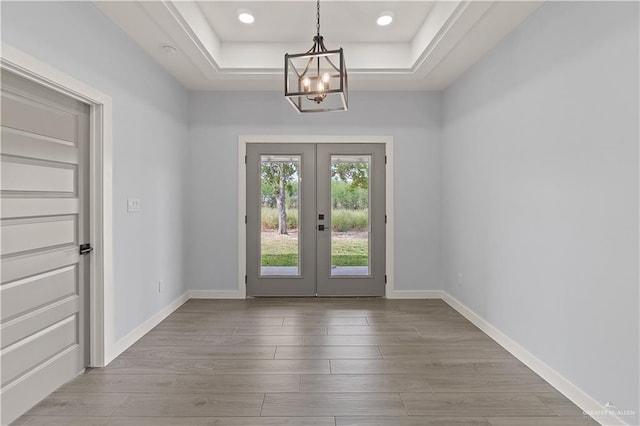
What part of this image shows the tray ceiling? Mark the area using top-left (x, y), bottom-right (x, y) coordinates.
top-left (94, 1), bottom-right (543, 91)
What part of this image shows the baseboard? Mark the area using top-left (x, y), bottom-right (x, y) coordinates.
top-left (188, 289), bottom-right (246, 299)
top-left (107, 292), bottom-right (189, 363)
top-left (386, 289), bottom-right (443, 299)
top-left (441, 291), bottom-right (627, 426)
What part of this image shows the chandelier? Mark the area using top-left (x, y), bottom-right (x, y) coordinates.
top-left (284, 0), bottom-right (348, 113)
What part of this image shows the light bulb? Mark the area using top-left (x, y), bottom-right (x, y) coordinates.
top-left (322, 73), bottom-right (330, 83)
top-left (317, 81), bottom-right (325, 92)
top-left (302, 78), bottom-right (311, 90)
top-left (377, 12), bottom-right (394, 26)
top-left (237, 9), bottom-right (255, 24)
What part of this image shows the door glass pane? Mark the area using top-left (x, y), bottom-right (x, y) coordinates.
top-left (330, 155), bottom-right (370, 276)
top-left (260, 155), bottom-right (301, 276)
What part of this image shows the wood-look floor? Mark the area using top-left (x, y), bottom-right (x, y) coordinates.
top-left (15, 299), bottom-right (599, 425)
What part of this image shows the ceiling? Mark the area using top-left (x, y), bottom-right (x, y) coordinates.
top-left (94, 1), bottom-right (542, 91)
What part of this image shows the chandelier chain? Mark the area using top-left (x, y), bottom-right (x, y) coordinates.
top-left (316, 0), bottom-right (320, 37)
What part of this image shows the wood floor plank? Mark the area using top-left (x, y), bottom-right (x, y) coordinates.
top-left (57, 374), bottom-right (300, 394)
top-left (401, 392), bottom-right (555, 416)
top-left (536, 391), bottom-right (589, 416)
top-left (275, 346), bottom-right (381, 359)
top-left (413, 333), bottom-right (499, 343)
top-left (24, 393), bottom-right (128, 417)
top-left (287, 310), bottom-right (386, 317)
top-left (487, 416), bottom-right (600, 425)
top-left (283, 317), bottom-right (368, 326)
top-left (91, 359), bottom-right (330, 375)
top-left (414, 322), bottom-right (483, 335)
top-left (147, 325), bottom-right (237, 336)
top-left (303, 335), bottom-right (411, 346)
top-left (116, 393), bottom-right (264, 417)
top-left (161, 316), bottom-right (286, 326)
top-left (134, 334), bottom-right (206, 346)
top-left (15, 417), bottom-right (112, 425)
top-left (300, 374), bottom-right (432, 393)
top-left (336, 416), bottom-right (490, 426)
top-left (234, 326), bottom-right (327, 335)
top-left (327, 325), bottom-right (419, 336)
top-left (365, 312), bottom-right (467, 325)
top-left (330, 359), bottom-right (534, 376)
top-left (303, 334), bottom-right (495, 346)
top-left (120, 345), bottom-right (276, 359)
top-left (204, 335), bottom-right (304, 346)
top-left (261, 393), bottom-right (407, 416)
top-left (379, 343), bottom-right (512, 359)
top-left (425, 373), bottom-right (554, 393)
top-left (20, 417), bottom-right (335, 426)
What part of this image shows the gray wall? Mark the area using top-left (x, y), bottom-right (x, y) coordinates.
top-left (187, 91), bottom-right (443, 292)
top-left (1, 2), bottom-right (190, 340)
top-left (442, 1), bottom-right (639, 423)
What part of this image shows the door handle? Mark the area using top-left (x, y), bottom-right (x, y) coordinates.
top-left (79, 243), bottom-right (94, 255)
top-left (318, 225), bottom-right (325, 231)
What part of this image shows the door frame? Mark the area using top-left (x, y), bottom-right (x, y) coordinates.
top-left (238, 135), bottom-right (395, 298)
top-left (1, 43), bottom-right (114, 367)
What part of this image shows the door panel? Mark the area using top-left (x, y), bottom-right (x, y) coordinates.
top-left (1, 265), bottom-right (77, 321)
top-left (1, 91), bottom-right (79, 142)
top-left (1, 158), bottom-right (76, 193)
top-left (2, 315), bottom-right (78, 386)
top-left (1, 297), bottom-right (80, 349)
top-left (246, 143), bottom-right (385, 297)
top-left (0, 70), bottom-right (90, 425)
top-left (1, 216), bottom-right (77, 255)
top-left (316, 144), bottom-right (386, 296)
top-left (247, 144), bottom-right (316, 296)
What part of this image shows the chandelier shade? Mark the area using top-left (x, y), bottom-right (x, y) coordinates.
top-left (284, 1), bottom-right (348, 113)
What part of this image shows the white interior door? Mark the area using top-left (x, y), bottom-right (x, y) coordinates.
top-left (0, 70), bottom-right (90, 424)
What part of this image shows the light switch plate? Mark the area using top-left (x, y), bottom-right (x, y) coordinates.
top-left (127, 198), bottom-right (141, 213)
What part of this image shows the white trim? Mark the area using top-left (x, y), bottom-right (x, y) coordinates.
top-left (188, 290), bottom-right (247, 299)
top-left (441, 291), bottom-right (627, 426)
top-left (0, 44), bottom-right (114, 367)
top-left (238, 140), bottom-right (247, 297)
top-left (110, 293), bottom-right (189, 358)
top-left (386, 290), bottom-right (443, 299)
top-left (238, 134), bottom-right (395, 298)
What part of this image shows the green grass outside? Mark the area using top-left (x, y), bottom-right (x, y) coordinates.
top-left (261, 234), bottom-right (368, 267)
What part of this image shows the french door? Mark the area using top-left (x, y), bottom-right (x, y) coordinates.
top-left (246, 143), bottom-right (385, 296)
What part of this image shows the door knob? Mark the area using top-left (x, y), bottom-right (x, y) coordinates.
top-left (79, 243), bottom-right (93, 255)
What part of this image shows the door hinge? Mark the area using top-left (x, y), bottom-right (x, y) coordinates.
top-left (385, 155), bottom-right (387, 164)
top-left (385, 214), bottom-right (387, 224)
top-left (245, 275), bottom-right (248, 284)
top-left (385, 275), bottom-right (388, 284)
top-left (245, 155), bottom-right (247, 164)
top-left (245, 215), bottom-right (247, 224)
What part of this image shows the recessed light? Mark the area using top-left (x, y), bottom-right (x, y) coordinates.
top-left (377, 12), bottom-right (394, 26)
top-left (238, 9), bottom-right (255, 24)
